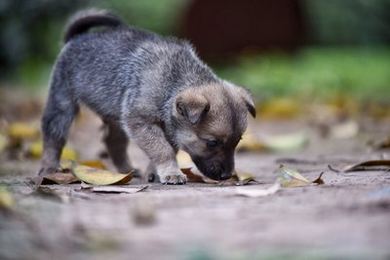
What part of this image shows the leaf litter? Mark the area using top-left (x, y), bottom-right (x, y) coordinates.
top-left (180, 168), bottom-right (259, 186)
top-left (234, 165), bottom-right (325, 198)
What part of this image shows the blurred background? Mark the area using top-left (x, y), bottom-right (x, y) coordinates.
top-left (0, 0), bottom-right (389, 108)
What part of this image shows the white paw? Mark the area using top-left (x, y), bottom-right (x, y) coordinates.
top-left (159, 172), bottom-right (187, 185)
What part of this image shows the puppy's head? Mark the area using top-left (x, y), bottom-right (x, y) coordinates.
top-left (172, 82), bottom-right (255, 180)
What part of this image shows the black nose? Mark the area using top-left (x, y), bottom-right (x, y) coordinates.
top-left (219, 172), bottom-right (231, 180)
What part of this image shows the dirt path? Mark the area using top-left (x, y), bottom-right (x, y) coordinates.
top-left (1, 109), bottom-right (389, 260)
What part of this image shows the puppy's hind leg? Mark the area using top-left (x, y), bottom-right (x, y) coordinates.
top-left (39, 73), bottom-right (79, 176)
top-left (102, 121), bottom-right (138, 175)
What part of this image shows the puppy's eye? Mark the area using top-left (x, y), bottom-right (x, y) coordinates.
top-left (206, 140), bottom-right (219, 148)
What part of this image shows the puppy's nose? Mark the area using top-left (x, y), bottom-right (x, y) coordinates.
top-left (219, 172), bottom-right (231, 180)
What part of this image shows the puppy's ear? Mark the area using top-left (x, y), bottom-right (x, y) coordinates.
top-left (224, 81), bottom-right (256, 118)
top-left (237, 87), bottom-right (256, 118)
top-left (175, 92), bottom-right (210, 124)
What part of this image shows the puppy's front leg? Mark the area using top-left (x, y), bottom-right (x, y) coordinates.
top-left (128, 120), bottom-right (187, 184)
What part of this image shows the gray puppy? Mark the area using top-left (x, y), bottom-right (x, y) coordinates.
top-left (39, 9), bottom-right (256, 184)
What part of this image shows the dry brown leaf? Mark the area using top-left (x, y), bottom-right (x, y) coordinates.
top-left (180, 168), bottom-right (218, 184)
top-left (343, 160), bottom-right (390, 172)
top-left (312, 172), bottom-right (325, 185)
top-left (41, 172), bottom-right (80, 185)
top-left (72, 165), bottom-right (132, 185)
top-left (180, 168), bottom-right (257, 185)
top-left (235, 183), bottom-right (280, 197)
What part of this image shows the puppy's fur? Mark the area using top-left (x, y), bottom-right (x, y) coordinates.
top-left (40, 9), bottom-right (255, 184)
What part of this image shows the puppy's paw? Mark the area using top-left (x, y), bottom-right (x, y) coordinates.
top-left (159, 172), bottom-right (187, 185)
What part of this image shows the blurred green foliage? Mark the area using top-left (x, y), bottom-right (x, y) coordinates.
top-left (216, 48), bottom-right (390, 102)
top-left (0, 0), bottom-right (389, 101)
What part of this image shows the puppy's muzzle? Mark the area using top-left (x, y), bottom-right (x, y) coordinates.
top-left (193, 157), bottom-right (234, 181)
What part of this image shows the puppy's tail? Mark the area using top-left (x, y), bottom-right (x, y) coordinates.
top-left (63, 9), bottom-right (124, 43)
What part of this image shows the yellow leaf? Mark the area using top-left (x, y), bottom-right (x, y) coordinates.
top-left (276, 165), bottom-right (310, 188)
top-left (7, 122), bottom-right (39, 140)
top-left (72, 165), bottom-right (132, 185)
top-left (27, 141), bottom-right (77, 160)
top-left (176, 150), bottom-right (193, 168)
top-left (80, 160), bottom-right (106, 169)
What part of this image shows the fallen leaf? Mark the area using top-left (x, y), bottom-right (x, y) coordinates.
top-left (176, 150), bottom-right (193, 168)
top-left (230, 171), bottom-right (258, 185)
top-left (0, 186), bottom-right (15, 211)
top-left (79, 160), bottom-right (107, 169)
top-left (180, 168), bottom-right (218, 184)
top-left (83, 185), bottom-right (148, 194)
top-left (7, 122), bottom-right (40, 140)
top-left (312, 172), bottom-right (325, 185)
top-left (41, 172), bottom-right (80, 185)
top-left (343, 160), bottom-right (390, 172)
top-left (180, 168), bottom-right (257, 185)
top-left (276, 165), bottom-right (310, 188)
top-left (72, 165), bottom-right (132, 185)
top-left (235, 182), bottom-right (280, 197)
top-left (27, 141), bottom-right (78, 160)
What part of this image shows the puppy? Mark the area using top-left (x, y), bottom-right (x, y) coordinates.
top-left (39, 9), bottom-right (256, 184)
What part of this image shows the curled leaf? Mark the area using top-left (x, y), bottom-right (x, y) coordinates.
top-left (343, 160), bottom-right (390, 172)
top-left (72, 165), bottom-right (132, 185)
top-left (276, 165), bottom-right (310, 188)
top-left (312, 172), bottom-right (325, 185)
top-left (180, 168), bottom-right (257, 185)
top-left (180, 168), bottom-right (218, 184)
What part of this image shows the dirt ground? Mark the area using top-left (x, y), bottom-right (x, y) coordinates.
top-left (0, 105), bottom-right (390, 260)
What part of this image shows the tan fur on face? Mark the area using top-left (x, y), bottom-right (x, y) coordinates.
top-left (174, 82), bottom-right (250, 157)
